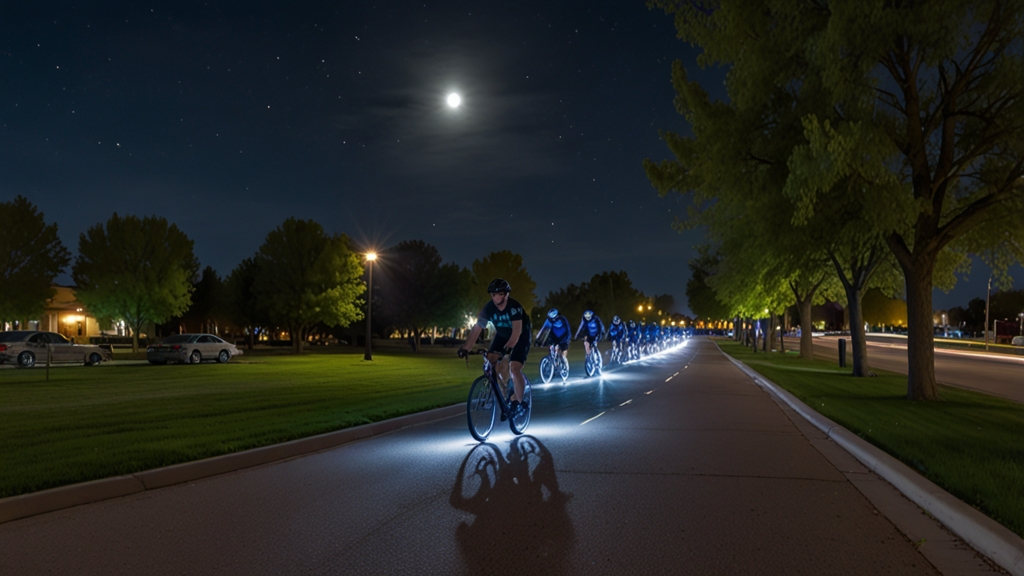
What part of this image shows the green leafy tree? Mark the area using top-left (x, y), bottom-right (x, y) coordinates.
top-left (470, 250), bottom-right (538, 314)
top-left (711, 0), bottom-right (1022, 399)
top-left (253, 218), bottom-right (364, 354)
top-left (686, 249), bottom-right (730, 324)
top-left (179, 266), bottom-right (227, 334)
top-left (225, 257), bottom-right (267, 350)
top-left (376, 240), bottom-right (473, 351)
top-left (72, 214), bottom-right (198, 352)
top-left (0, 196), bottom-right (71, 326)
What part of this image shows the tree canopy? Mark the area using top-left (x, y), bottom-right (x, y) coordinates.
top-left (72, 214), bottom-right (198, 352)
top-left (252, 218), bottom-right (365, 354)
top-left (0, 196), bottom-right (71, 326)
top-left (375, 240), bottom-right (473, 350)
top-left (648, 0), bottom-right (1024, 396)
top-left (470, 250), bottom-right (538, 313)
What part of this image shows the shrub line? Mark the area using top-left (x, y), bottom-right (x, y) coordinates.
top-left (718, 346), bottom-right (1024, 576)
top-left (0, 403), bottom-right (464, 525)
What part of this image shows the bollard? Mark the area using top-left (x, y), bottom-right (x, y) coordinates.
top-left (838, 338), bottom-right (846, 368)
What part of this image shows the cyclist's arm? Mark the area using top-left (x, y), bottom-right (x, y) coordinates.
top-left (460, 324), bottom-right (484, 353)
top-left (535, 325), bottom-right (549, 344)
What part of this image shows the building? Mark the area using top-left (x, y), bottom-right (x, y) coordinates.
top-left (2, 286), bottom-right (113, 341)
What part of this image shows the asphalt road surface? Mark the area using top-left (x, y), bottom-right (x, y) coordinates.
top-left (0, 339), bottom-right (996, 575)
top-left (812, 335), bottom-right (1024, 403)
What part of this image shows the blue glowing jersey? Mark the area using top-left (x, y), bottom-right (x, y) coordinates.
top-left (538, 315), bottom-right (571, 343)
top-left (575, 315), bottom-right (605, 339)
top-left (608, 321), bottom-right (627, 341)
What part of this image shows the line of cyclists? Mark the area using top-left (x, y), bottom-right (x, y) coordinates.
top-left (534, 307), bottom-right (689, 374)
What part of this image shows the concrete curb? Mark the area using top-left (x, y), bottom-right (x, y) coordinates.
top-left (721, 351), bottom-right (1024, 576)
top-left (0, 403), bottom-right (464, 525)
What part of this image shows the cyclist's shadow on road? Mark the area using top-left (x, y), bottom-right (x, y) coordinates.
top-left (449, 436), bottom-right (574, 573)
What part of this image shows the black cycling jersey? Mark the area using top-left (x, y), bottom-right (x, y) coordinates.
top-left (476, 297), bottom-right (532, 346)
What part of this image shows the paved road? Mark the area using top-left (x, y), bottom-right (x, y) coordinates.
top-left (0, 339), bottom-right (996, 575)
top-left (813, 335), bottom-right (1024, 403)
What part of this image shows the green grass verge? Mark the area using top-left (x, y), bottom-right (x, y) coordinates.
top-left (716, 339), bottom-right (1024, 538)
top-left (0, 341), bottom-right (593, 499)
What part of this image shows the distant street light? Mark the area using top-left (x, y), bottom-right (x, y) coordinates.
top-left (364, 252), bottom-right (377, 361)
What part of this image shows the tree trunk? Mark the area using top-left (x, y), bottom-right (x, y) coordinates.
top-left (798, 298), bottom-right (814, 360)
top-left (844, 285), bottom-right (869, 377)
top-left (292, 326), bottom-right (305, 354)
top-left (904, 263), bottom-right (938, 400)
top-left (768, 312), bottom-right (777, 352)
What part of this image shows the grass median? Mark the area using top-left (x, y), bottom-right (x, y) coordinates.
top-left (716, 339), bottom-right (1024, 538)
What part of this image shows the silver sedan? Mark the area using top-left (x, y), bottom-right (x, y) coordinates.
top-left (0, 331), bottom-right (114, 368)
top-left (146, 333), bottom-right (242, 365)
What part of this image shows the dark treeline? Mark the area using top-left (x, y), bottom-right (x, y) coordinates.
top-left (1, 197), bottom-right (678, 354)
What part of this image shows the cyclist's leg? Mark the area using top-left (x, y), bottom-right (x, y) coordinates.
top-left (508, 338), bottom-right (530, 404)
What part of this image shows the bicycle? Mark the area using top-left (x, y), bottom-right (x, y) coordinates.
top-left (583, 340), bottom-right (602, 377)
top-left (463, 349), bottom-right (533, 441)
top-left (608, 338), bottom-right (625, 365)
top-left (538, 344), bottom-right (569, 384)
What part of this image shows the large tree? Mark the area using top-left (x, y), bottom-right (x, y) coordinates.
top-left (0, 196), bottom-right (71, 326)
top-left (72, 214), bottom-right (198, 352)
top-left (225, 257), bottom-right (267, 350)
top-left (375, 240), bottom-right (473, 351)
top-left (253, 218), bottom-right (364, 354)
top-left (470, 250), bottom-right (538, 313)
top-left (178, 266), bottom-right (227, 334)
top-left (650, 1), bottom-right (1024, 396)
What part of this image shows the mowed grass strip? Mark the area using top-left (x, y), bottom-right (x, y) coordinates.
top-left (0, 349), bottom-right (487, 498)
top-left (717, 339), bottom-right (1024, 538)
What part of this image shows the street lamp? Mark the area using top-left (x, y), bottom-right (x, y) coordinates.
top-left (364, 252), bottom-right (377, 361)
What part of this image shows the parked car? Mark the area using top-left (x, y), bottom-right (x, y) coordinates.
top-left (0, 330), bottom-right (114, 368)
top-left (1012, 335), bottom-right (1024, 347)
top-left (146, 333), bottom-right (242, 364)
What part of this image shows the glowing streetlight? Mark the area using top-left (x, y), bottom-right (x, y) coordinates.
top-left (364, 252), bottom-right (377, 361)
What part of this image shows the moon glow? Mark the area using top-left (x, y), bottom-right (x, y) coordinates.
top-left (446, 93), bottom-right (462, 108)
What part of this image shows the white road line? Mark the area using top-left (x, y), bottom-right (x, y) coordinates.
top-left (619, 400), bottom-right (632, 406)
top-left (645, 390), bottom-right (654, 395)
top-left (665, 377), bottom-right (673, 382)
top-left (580, 411), bottom-right (606, 426)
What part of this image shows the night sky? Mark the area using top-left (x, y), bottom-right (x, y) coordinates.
top-left (2, 2), bottom-right (1018, 316)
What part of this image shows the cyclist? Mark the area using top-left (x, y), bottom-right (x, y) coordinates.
top-left (535, 308), bottom-right (571, 365)
top-left (606, 315), bottom-right (627, 361)
top-left (458, 278), bottom-right (532, 416)
top-left (626, 319), bottom-right (641, 359)
top-left (574, 309), bottom-right (605, 370)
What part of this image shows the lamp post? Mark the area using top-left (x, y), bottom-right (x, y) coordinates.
top-left (364, 252), bottom-right (376, 361)
top-left (985, 276), bottom-right (991, 351)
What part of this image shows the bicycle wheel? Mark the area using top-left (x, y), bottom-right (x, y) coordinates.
top-left (594, 348), bottom-right (603, 375)
top-left (467, 376), bottom-right (496, 442)
top-left (510, 377), bottom-right (532, 434)
top-left (559, 357), bottom-right (569, 383)
top-left (539, 356), bottom-right (554, 383)
top-left (585, 351), bottom-right (596, 377)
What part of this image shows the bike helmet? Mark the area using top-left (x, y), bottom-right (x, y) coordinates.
top-left (487, 278), bottom-right (511, 294)
top-left (612, 315), bottom-right (621, 324)
top-left (628, 320), bottom-right (636, 328)
top-left (584, 310), bottom-right (593, 320)
top-left (547, 308), bottom-right (559, 320)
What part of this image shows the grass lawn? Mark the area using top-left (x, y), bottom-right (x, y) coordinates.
top-left (717, 339), bottom-right (1024, 538)
top-left (0, 340), bottom-right (593, 499)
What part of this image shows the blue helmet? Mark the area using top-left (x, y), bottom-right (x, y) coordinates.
top-left (612, 315), bottom-right (621, 324)
top-left (584, 310), bottom-right (594, 320)
top-left (547, 308), bottom-right (559, 319)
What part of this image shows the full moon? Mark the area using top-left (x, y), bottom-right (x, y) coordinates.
top-left (446, 93), bottom-right (462, 108)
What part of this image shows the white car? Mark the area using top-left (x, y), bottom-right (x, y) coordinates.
top-left (147, 333), bottom-right (242, 365)
top-left (1012, 335), bottom-right (1024, 347)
